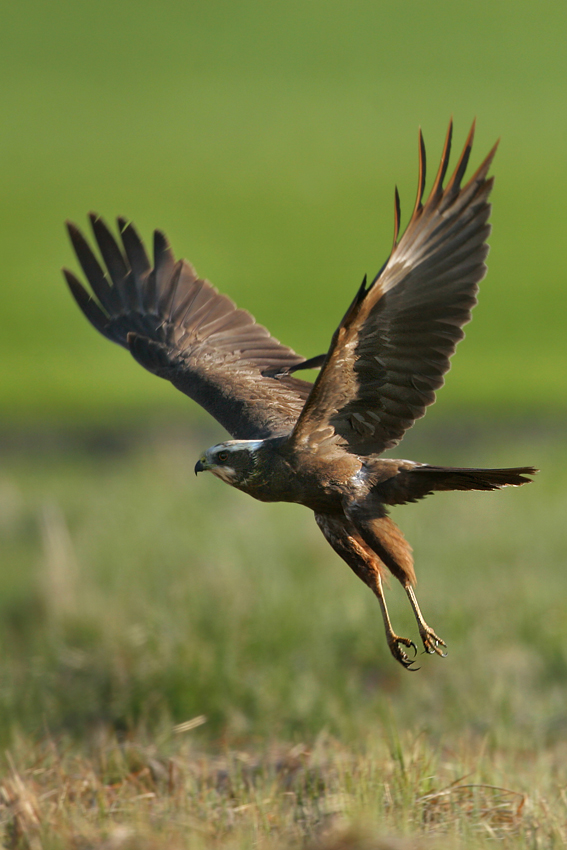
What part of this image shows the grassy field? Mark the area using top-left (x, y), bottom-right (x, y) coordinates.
top-left (0, 425), bottom-right (565, 847)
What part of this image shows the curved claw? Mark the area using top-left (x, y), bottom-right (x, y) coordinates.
top-left (389, 636), bottom-right (420, 671)
top-left (403, 654), bottom-right (421, 672)
top-left (420, 629), bottom-right (448, 658)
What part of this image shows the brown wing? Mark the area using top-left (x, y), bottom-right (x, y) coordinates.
top-left (290, 121), bottom-right (497, 456)
top-left (64, 214), bottom-right (315, 439)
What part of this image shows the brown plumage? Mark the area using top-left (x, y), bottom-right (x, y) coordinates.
top-left (64, 122), bottom-right (536, 669)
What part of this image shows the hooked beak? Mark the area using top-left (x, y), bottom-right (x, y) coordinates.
top-left (194, 457), bottom-right (207, 475)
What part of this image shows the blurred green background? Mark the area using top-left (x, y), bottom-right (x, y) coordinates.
top-left (2, 0), bottom-right (566, 427)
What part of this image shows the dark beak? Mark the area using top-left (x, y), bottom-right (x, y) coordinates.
top-left (194, 458), bottom-right (205, 475)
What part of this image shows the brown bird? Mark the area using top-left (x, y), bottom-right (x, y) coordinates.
top-left (64, 122), bottom-right (535, 670)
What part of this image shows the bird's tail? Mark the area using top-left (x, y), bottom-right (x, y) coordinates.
top-left (380, 464), bottom-right (537, 505)
top-left (412, 465), bottom-right (537, 492)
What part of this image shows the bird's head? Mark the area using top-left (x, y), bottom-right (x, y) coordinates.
top-left (194, 440), bottom-right (264, 487)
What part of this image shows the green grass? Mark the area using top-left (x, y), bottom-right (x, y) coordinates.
top-left (0, 426), bottom-right (565, 846)
top-left (2, 0), bottom-right (567, 423)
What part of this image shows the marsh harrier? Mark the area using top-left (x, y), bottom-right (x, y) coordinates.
top-left (64, 122), bottom-right (535, 669)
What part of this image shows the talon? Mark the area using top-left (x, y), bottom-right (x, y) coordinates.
top-left (420, 629), bottom-right (447, 658)
top-left (388, 636), bottom-right (420, 671)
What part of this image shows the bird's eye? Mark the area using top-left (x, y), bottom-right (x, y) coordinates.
top-left (217, 451), bottom-right (229, 463)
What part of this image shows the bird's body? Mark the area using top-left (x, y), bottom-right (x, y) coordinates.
top-left (200, 437), bottom-right (362, 511)
top-left (64, 122), bottom-right (536, 669)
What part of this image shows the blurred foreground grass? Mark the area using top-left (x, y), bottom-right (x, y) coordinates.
top-left (1, 424), bottom-right (566, 846)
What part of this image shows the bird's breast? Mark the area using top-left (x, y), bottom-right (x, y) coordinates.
top-left (236, 447), bottom-right (358, 514)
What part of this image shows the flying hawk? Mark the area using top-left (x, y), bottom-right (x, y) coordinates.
top-left (64, 122), bottom-right (535, 670)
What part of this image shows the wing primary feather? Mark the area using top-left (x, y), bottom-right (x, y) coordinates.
top-left (153, 230), bottom-right (175, 283)
top-left (148, 229), bottom-right (175, 314)
top-left (158, 260), bottom-right (184, 319)
top-left (393, 186), bottom-right (401, 247)
top-left (412, 128), bottom-right (427, 217)
top-left (428, 119), bottom-right (453, 200)
top-left (88, 213), bottom-right (129, 291)
top-left (117, 217), bottom-right (152, 281)
top-left (461, 139), bottom-right (499, 194)
top-left (63, 269), bottom-right (110, 334)
top-left (444, 120), bottom-right (476, 199)
top-left (66, 221), bottom-right (121, 314)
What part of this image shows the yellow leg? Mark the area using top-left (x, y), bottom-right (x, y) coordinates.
top-left (372, 573), bottom-right (419, 670)
top-left (404, 584), bottom-right (447, 657)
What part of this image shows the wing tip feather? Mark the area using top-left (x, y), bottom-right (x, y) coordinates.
top-left (393, 186), bottom-right (401, 246)
top-left (412, 128), bottom-right (427, 217)
top-left (464, 138), bottom-right (499, 191)
top-left (63, 267), bottom-right (110, 332)
top-left (444, 119), bottom-right (476, 196)
top-left (428, 119), bottom-right (453, 200)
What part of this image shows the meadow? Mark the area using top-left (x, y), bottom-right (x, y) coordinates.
top-left (0, 423), bottom-right (565, 848)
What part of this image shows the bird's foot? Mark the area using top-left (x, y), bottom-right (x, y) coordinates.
top-left (419, 627), bottom-right (447, 657)
top-left (388, 635), bottom-right (419, 671)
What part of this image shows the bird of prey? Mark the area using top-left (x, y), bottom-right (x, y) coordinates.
top-left (64, 122), bottom-right (535, 670)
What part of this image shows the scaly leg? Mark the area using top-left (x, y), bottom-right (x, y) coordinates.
top-left (404, 584), bottom-right (447, 657)
top-left (372, 572), bottom-right (419, 670)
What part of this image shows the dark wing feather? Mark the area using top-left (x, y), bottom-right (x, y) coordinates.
top-left (64, 214), bottom-right (314, 439)
top-left (290, 121), bottom-right (497, 456)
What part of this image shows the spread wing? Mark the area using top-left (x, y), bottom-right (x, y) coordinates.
top-left (290, 121), bottom-right (496, 456)
top-left (64, 215), bottom-right (316, 439)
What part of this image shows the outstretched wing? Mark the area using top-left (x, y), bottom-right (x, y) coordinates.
top-left (290, 121), bottom-right (496, 456)
top-left (64, 215), bottom-right (315, 439)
